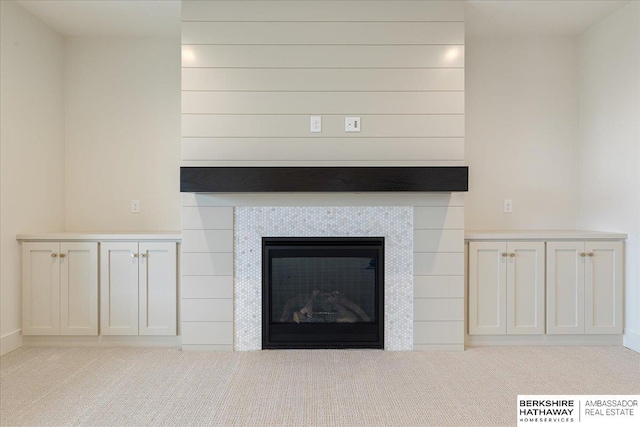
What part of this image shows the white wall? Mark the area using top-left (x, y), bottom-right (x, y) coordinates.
top-left (0, 1), bottom-right (66, 355)
top-left (181, 0), bottom-right (465, 166)
top-left (465, 36), bottom-right (579, 230)
top-left (577, 1), bottom-right (640, 352)
top-left (65, 37), bottom-right (181, 231)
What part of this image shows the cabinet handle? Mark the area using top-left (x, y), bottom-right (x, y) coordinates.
top-left (580, 252), bottom-right (586, 257)
top-left (131, 253), bottom-right (138, 258)
top-left (51, 253), bottom-right (58, 258)
top-left (59, 253), bottom-right (66, 258)
top-left (509, 253), bottom-right (515, 258)
top-left (588, 252), bottom-right (594, 257)
top-left (501, 252), bottom-right (508, 257)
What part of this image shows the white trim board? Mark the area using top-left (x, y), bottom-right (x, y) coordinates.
top-left (623, 329), bottom-right (640, 353)
top-left (0, 330), bottom-right (22, 356)
top-left (466, 334), bottom-right (623, 347)
top-left (22, 336), bottom-right (181, 347)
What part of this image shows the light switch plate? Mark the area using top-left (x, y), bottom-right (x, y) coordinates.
top-left (345, 117), bottom-right (361, 132)
top-left (310, 116), bottom-right (322, 133)
top-left (131, 199), bottom-right (140, 214)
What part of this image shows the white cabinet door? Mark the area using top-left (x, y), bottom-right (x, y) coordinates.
top-left (547, 242), bottom-right (585, 334)
top-left (22, 242), bottom-right (60, 335)
top-left (60, 242), bottom-right (98, 336)
top-left (469, 242), bottom-right (507, 335)
top-left (139, 242), bottom-right (177, 336)
top-left (585, 241), bottom-right (623, 334)
top-left (100, 242), bottom-right (139, 335)
top-left (506, 242), bottom-right (545, 335)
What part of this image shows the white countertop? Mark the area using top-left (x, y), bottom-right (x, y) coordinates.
top-left (465, 229), bottom-right (627, 241)
top-left (16, 231), bottom-right (182, 242)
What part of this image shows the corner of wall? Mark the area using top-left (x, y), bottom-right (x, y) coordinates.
top-left (0, 329), bottom-right (22, 356)
top-left (623, 329), bottom-right (640, 354)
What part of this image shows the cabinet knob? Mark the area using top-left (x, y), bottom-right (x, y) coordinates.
top-left (59, 253), bottom-right (66, 258)
top-left (51, 253), bottom-right (57, 258)
top-left (509, 253), bottom-right (515, 258)
top-left (131, 253), bottom-right (138, 258)
top-left (501, 253), bottom-right (508, 257)
top-left (140, 253), bottom-right (146, 258)
top-left (580, 252), bottom-right (586, 257)
top-left (588, 252), bottom-right (594, 257)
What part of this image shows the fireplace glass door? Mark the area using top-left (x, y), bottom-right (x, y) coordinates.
top-left (262, 237), bottom-right (384, 349)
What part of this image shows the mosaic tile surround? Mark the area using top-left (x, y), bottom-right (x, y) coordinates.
top-left (235, 206), bottom-right (413, 351)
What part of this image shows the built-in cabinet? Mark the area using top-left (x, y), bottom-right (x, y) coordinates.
top-left (466, 231), bottom-right (625, 342)
top-left (547, 241), bottom-right (623, 335)
top-left (22, 242), bottom-right (98, 336)
top-left (19, 233), bottom-right (180, 338)
top-left (468, 241), bottom-right (545, 335)
top-left (100, 242), bottom-right (177, 336)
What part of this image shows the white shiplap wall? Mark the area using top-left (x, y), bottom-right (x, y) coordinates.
top-left (180, 1), bottom-right (466, 350)
top-left (181, 0), bottom-right (465, 166)
top-left (181, 194), bottom-right (465, 350)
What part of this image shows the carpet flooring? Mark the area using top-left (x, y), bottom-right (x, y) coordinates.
top-left (1, 346), bottom-right (639, 426)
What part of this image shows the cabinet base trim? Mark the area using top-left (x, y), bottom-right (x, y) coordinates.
top-left (466, 334), bottom-right (622, 347)
top-left (0, 329), bottom-right (22, 356)
top-left (22, 335), bottom-right (181, 347)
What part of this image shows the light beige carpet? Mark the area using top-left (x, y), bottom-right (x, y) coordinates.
top-left (1, 346), bottom-right (639, 426)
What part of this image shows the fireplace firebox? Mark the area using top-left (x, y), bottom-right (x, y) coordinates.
top-left (262, 237), bottom-right (384, 349)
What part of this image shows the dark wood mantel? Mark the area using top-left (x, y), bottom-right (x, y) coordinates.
top-left (180, 166), bottom-right (468, 193)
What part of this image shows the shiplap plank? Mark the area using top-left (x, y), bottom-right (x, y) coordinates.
top-left (182, 45), bottom-right (464, 68)
top-left (182, 207), bottom-right (233, 230)
top-left (181, 276), bottom-right (234, 299)
top-left (413, 344), bottom-right (464, 351)
top-left (182, 192), bottom-right (465, 207)
top-left (414, 253), bottom-right (464, 275)
top-left (182, 138), bottom-right (464, 161)
top-left (413, 321), bottom-right (463, 344)
top-left (413, 230), bottom-right (464, 253)
top-left (182, 92), bottom-right (464, 115)
top-left (182, 344), bottom-right (233, 351)
top-left (182, 115), bottom-right (465, 138)
top-left (182, 68), bottom-right (464, 91)
top-left (181, 321), bottom-right (233, 345)
top-left (182, 299), bottom-right (234, 322)
top-left (181, 160), bottom-right (467, 167)
top-left (414, 276), bottom-right (464, 298)
top-left (182, 230), bottom-right (234, 253)
top-left (182, 1), bottom-right (465, 22)
top-left (414, 299), bottom-right (464, 321)
top-left (182, 253), bottom-right (234, 276)
top-left (414, 206), bottom-right (464, 230)
top-left (183, 22), bottom-right (464, 45)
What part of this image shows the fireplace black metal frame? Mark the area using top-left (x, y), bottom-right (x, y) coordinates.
top-left (262, 237), bottom-right (384, 349)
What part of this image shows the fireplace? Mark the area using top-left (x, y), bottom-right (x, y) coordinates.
top-left (262, 237), bottom-right (384, 349)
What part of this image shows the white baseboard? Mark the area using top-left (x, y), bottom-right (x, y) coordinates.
top-left (182, 344), bottom-right (233, 351)
top-left (413, 344), bottom-right (464, 351)
top-left (22, 335), bottom-right (181, 347)
top-left (623, 329), bottom-right (640, 353)
top-left (0, 330), bottom-right (22, 356)
top-left (466, 334), bottom-right (623, 347)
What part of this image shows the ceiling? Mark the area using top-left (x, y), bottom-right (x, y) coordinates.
top-left (16, 0), bottom-right (630, 38)
top-left (465, 0), bottom-right (630, 37)
top-left (17, 0), bottom-right (181, 38)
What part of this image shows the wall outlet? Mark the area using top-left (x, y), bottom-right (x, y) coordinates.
top-left (345, 117), bottom-right (361, 132)
top-left (310, 116), bottom-right (322, 133)
top-left (503, 199), bottom-right (513, 213)
top-left (131, 199), bottom-right (140, 214)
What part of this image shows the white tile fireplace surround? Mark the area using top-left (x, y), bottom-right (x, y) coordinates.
top-left (181, 193), bottom-right (465, 351)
